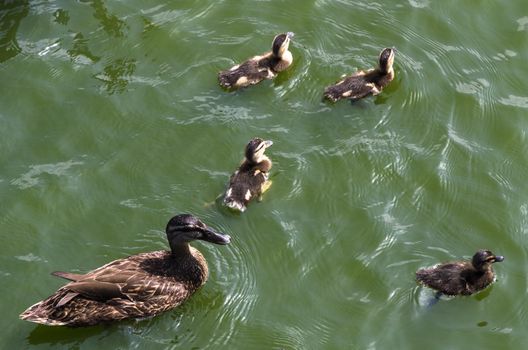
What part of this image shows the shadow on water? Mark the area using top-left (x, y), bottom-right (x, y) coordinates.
top-left (0, 0), bottom-right (29, 63)
top-left (68, 33), bottom-right (101, 63)
top-left (53, 8), bottom-right (70, 26)
top-left (88, 0), bottom-right (127, 38)
top-left (93, 58), bottom-right (137, 94)
top-left (26, 324), bottom-right (105, 346)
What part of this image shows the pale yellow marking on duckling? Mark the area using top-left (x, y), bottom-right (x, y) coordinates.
top-left (281, 51), bottom-right (293, 66)
top-left (229, 64), bottom-right (240, 71)
top-left (342, 90), bottom-right (352, 97)
top-left (236, 76), bottom-right (249, 86)
top-left (203, 200), bottom-right (215, 208)
top-left (366, 83), bottom-right (380, 95)
top-left (244, 189), bottom-right (252, 201)
top-left (250, 54), bottom-right (264, 61)
top-left (261, 180), bottom-right (272, 193)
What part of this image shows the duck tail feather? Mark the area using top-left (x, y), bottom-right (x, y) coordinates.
top-left (223, 198), bottom-right (246, 212)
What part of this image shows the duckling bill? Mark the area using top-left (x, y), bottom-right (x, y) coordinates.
top-left (224, 138), bottom-right (273, 212)
top-left (20, 214), bottom-right (230, 327)
top-left (416, 250), bottom-right (504, 296)
top-left (323, 47), bottom-right (395, 102)
top-left (218, 32), bottom-right (294, 89)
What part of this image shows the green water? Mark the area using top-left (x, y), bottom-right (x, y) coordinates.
top-left (1, 0), bottom-right (528, 348)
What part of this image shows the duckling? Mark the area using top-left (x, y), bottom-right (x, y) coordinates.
top-left (218, 32), bottom-right (294, 89)
top-left (416, 250), bottom-right (504, 296)
top-left (323, 47), bottom-right (396, 102)
top-left (19, 214), bottom-right (230, 327)
top-left (224, 138), bottom-right (273, 212)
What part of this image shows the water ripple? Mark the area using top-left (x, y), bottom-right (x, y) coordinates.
top-left (207, 220), bottom-right (259, 347)
top-left (499, 95), bottom-right (528, 109)
top-left (11, 159), bottom-right (84, 190)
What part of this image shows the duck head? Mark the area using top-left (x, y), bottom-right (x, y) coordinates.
top-left (272, 32), bottom-right (294, 58)
top-left (379, 47), bottom-right (396, 74)
top-left (472, 249), bottom-right (504, 271)
top-left (245, 137), bottom-right (273, 163)
top-left (166, 214), bottom-right (231, 248)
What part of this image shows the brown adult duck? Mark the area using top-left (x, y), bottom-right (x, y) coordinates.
top-left (323, 47), bottom-right (396, 102)
top-left (416, 250), bottom-right (504, 296)
top-left (224, 138), bottom-right (273, 212)
top-left (218, 32), bottom-right (294, 89)
top-left (20, 214), bottom-right (230, 327)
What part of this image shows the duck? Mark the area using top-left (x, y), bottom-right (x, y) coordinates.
top-left (224, 138), bottom-right (273, 212)
top-left (19, 214), bottom-right (230, 327)
top-left (416, 250), bottom-right (504, 296)
top-left (218, 32), bottom-right (294, 89)
top-left (323, 47), bottom-right (396, 102)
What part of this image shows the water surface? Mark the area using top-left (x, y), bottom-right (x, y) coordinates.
top-left (1, 1), bottom-right (528, 349)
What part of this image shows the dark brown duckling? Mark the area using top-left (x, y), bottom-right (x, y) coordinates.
top-left (323, 47), bottom-right (396, 102)
top-left (218, 32), bottom-right (294, 89)
top-left (416, 250), bottom-right (504, 296)
top-left (19, 214), bottom-right (230, 327)
top-left (224, 138), bottom-right (273, 212)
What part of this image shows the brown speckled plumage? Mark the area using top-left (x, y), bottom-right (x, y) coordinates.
top-left (324, 48), bottom-right (395, 102)
top-left (20, 214), bottom-right (230, 327)
top-left (224, 138), bottom-right (273, 212)
top-left (416, 250), bottom-right (504, 296)
top-left (218, 32), bottom-right (294, 89)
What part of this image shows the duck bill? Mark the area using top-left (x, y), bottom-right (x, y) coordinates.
top-left (493, 255), bottom-right (505, 263)
top-left (200, 227), bottom-right (231, 245)
top-left (263, 140), bottom-right (273, 148)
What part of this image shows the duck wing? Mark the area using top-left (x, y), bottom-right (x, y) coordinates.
top-left (61, 279), bottom-right (130, 302)
top-left (53, 253), bottom-right (178, 306)
top-left (54, 279), bottom-right (128, 308)
top-left (20, 252), bottom-right (194, 326)
top-left (52, 271), bottom-right (86, 281)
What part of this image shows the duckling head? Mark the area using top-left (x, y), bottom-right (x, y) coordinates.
top-left (272, 32), bottom-right (294, 58)
top-left (378, 47), bottom-right (396, 74)
top-left (472, 249), bottom-right (504, 271)
top-left (166, 214), bottom-right (231, 247)
top-left (245, 137), bottom-right (273, 164)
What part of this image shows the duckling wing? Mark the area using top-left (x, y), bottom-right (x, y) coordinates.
top-left (218, 56), bottom-right (274, 89)
top-left (324, 74), bottom-right (379, 102)
top-left (416, 262), bottom-right (467, 295)
top-left (225, 170), bottom-right (267, 207)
